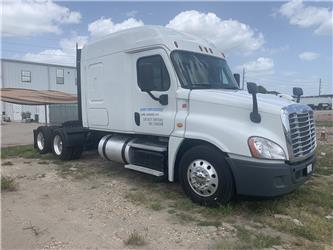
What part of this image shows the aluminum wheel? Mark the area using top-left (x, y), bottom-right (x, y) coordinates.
top-left (187, 159), bottom-right (219, 197)
top-left (53, 135), bottom-right (63, 156)
top-left (36, 132), bottom-right (45, 150)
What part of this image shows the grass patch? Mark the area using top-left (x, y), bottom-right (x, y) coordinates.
top-left (171, 198), bottom-right (198, 211)
top-left (2, 161), bottom-right (13, 166)
top-left (197, 220), bottom-right (221, 227)
top-left (1, 145), bottom-right (39, 159)
top-left (290, 225), bottom-right (317, 241)
top-left (235, 226), bottom-right (281, 249)
top-left (150, 202), bottom-right (163, 211)
top-left (38, 161), bottom-right (49, 165)
top-left (125, 192), bottom-right (147, 204)
top-left (167, 209), bottom-right (176, 214)
top-left (315, 144), bottom-right (333, 176)
top-left (204, 204), bottom-right (234, 217)
top-left (176, 212), bottom-right (196, 224)
top-left (253, 233), bottom-right (281, 248)
top-left (124, 231), bottom-right (146, 246)
top-left (1, 145), bottom-right (56, 162)
top-left (1, 176), bottom-right (17, 191)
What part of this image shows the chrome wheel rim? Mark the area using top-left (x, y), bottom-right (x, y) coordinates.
top-left (53, 135), bottom-right (63, 155)
top-left (37, 132), bottom-right (45, 150)
top-left (187, 159), bottom-right (218, 197)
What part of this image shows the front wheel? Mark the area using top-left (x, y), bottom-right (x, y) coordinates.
top-left (179, 145), bottom-right (235, 206)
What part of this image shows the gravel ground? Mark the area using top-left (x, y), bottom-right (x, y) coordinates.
top-left (2, 155), bottom-right (216, 249)
top-left (1, 122), bottom-right (40, 147)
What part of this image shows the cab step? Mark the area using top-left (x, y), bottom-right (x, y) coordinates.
top-left (124, 164), bottom-right (164, 177)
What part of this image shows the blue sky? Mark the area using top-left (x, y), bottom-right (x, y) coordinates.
top-left (2, 1), bottom-right (332, 96)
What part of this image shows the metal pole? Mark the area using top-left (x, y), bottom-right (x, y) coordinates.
top-left (242, 67), bottom-right (245, 90)
top-left (318, 78), bottom-right (321, 96)
top-left (44, 104), bottom-right (48, 126)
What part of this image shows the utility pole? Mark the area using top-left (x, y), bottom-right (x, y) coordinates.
top-left (242, 67), bottom-right (245, 89)
top-left (318, 78), bottom-right (322, 96)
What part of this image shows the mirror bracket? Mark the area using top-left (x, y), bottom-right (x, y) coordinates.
top-left (145, 91), bottom-right (168, 106)
top-left (247, 82), bottom-right (261, 123)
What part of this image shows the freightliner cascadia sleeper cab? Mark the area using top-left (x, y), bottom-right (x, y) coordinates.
top-left (34, 26), bottom-right (316, 206)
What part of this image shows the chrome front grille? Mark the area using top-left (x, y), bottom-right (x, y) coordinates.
top-left (281, 104), bottom-right (317, 160)
top-left (289, 111), bottom-right (316, 158)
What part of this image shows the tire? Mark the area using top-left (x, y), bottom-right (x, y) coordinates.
top-left (36, 127), bottom-right (52, 154)
top-left (179, 145), bottom-right (235, 206)
top-left (51, 129), bottom-right (73, 161)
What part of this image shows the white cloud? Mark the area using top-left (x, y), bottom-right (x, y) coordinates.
top-left (279, 0), bottom-right (333, 36)
top-left (23, 35), bottom-right (88, 66)
top-left (1, 0), bottom-right (81, 37)
top-left (299, 52), bottom-right (320, 61)
top-left (88, 17), bottom-right (144, 39)
top-left (166, 10), bottom-right (265, 54)
top-left (126, 10), bottom-right (138, 18)
top-left (237, 57), bottom-right (274, 76)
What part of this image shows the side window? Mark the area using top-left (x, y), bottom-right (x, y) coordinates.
top-left (21, 70), bottom-right (31, 83)
top-left (137, 55), bottom-right (170, 91)
top-left (56, 69), bottom-right (64, 84)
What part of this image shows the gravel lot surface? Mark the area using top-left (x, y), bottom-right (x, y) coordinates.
top-left (2, 154), bottom-right (215, 249)
top-left (1, 122), bottom-right (39, 147)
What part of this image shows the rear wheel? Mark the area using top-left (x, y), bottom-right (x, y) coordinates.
top-left (36, 127), bottom-right (51, 154)
top-left (179, 145), bottom-right (234, 206)
top-left (52, 130), bottom-right (73, 161)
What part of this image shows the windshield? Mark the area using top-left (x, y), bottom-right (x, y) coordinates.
top-left (171, 51), bottom-right (239, 89)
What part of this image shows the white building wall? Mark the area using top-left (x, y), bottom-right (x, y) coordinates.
top-left (1, 59), bottom-right (77, 123)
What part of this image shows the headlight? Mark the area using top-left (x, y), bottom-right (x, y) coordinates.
top-left (248, 137), bottom-right (286, 160)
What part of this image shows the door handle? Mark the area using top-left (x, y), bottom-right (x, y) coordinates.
top-left (134, 112), bottom-right (140, 126)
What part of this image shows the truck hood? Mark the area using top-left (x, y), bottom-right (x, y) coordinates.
top-left (189, 89), bottom-right (294, 115)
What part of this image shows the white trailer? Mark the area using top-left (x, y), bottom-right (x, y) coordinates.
top-left (33, 26), bottom-right (316, 206)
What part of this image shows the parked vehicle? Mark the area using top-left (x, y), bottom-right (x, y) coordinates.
top-left (317, 103), bottom-right (331, 110)
top-left (34, 26), bottom-right (316, 206)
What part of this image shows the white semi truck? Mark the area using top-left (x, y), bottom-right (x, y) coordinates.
top-left (34, 26), bottom-right (316, 206)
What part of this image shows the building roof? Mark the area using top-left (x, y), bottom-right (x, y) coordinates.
top-left (0, 88), bottom-right (77, 105)
top-left (1, 58), bottom-right (76, 69)
top-left (302, 94), bottom-right (333, 98)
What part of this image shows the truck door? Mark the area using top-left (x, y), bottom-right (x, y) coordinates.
top-left (132, 48), bottom-right (177, 136)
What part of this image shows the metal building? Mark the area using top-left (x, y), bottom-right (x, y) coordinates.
top-left (1, 59), bottom-right (78, 123)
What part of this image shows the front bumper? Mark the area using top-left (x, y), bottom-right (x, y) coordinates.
top-left (226, 154), bottom-right (316, 197)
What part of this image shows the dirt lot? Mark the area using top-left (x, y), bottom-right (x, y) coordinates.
top-left (1, 111), bottom-right (333, 249)
top-left (1, 122), bottom-right (40, 148)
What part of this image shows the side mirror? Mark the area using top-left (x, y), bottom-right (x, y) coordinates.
top-left (138, 64), bottom-right (155, 92)
top-left (293, 87), bottom-right (303, 103)
top-left (247, 82), bottom-right (258, 94)
top-left (293, 87), bottom-right (303, 97)
top-left (233, 73), bottom-right (240, 87)
top-left (159, 94), bottom-right (168, 105)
